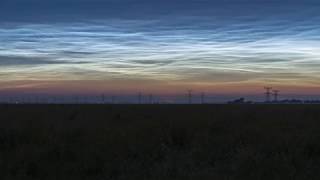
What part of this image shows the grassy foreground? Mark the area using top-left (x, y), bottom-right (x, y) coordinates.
top-left (1, 104), bottom-right (320, 179)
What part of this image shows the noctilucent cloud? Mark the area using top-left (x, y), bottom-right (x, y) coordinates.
top-left (1, 0), bottom-right (320, 97)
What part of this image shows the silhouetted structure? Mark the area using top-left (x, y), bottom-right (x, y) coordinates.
top-left (111, 96), bottom-right (116, 104)
top-left (149, 94), bottom-right (153, 104)
top-left (264, 87), bottom-right (272, 102)
top-left (138, 92), bottom-right (142, 104)
top-left (201, 92), bottom-right (205, 104)
top-left (187, 90), bottom-right (193, 104)
top-left (272, 90), bottom-right (279, 102)
top-left (101, 94), bottom-right (106, 104)
top-left (74, 96), bottom-right (79, 104)
top-left (228, 98), bottom-right (252, 104)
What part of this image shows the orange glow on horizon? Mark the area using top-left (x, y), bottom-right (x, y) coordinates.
top-left (1, 80), bottom-right (320, 96)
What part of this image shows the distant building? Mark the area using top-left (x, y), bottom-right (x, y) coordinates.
top-left (228, 98), bottom-right (252, 104)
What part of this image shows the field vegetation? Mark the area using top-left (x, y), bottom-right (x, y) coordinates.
top-left (1, 105), bottom-right (320, 179)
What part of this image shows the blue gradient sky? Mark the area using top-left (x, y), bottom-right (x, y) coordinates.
top-left (1, 0), bottom-right (320, 98)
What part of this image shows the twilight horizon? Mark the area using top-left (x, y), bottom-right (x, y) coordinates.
top-left (1, 0), bottom-right (320, 101)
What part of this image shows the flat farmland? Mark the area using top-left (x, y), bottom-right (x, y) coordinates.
top-left (1, 104), bottom-right (320, 179)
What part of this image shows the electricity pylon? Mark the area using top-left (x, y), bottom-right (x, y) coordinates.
top-left (149, 94), bottom-right (153, 104)
top-left (101, 94), bottom-right (105, 104)
top-left (201, 92), bottom-right (205, 104)
top-left (272, 90), bottom-right (279, 102)
top-left (187, 90), bottom-right (193, 104)
top-left (264, 87), bottom-right (272, 103)
top-left (111, 96), bottom-right (115, 104)
top-left (138, 92), bottom-right (142, 104)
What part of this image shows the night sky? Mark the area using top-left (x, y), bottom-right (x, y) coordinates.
top-left (1, 0), bottom-right (320, 101)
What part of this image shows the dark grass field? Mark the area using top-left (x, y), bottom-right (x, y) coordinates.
top-left (1, 104), bottom-right (320, 179)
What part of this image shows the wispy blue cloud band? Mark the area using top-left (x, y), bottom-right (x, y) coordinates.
top-left (0, 1), bottom-right (320, 86)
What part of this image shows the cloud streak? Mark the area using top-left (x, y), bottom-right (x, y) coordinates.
top-left (0, 1), bottom-right (320, 94)
top-left (0, 55), bottom-right (91, 66)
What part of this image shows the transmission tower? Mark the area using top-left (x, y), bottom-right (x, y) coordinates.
top-left (149, 94), bottom-right (153, 104)
top-left (187, 90), bottom-right (193, 104)
top-left (272, 90), bottom-right (279, 102)
top-left (201, 92), bottom-right (205, 104)
top-left (264, 87), bottom-right (272, 103)
top-left (138, 92), bottom-right (142, 104)
top-left (111, 95), bottom-right (115, 104)
top-left (101, 94), bottom-right (105, 104)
